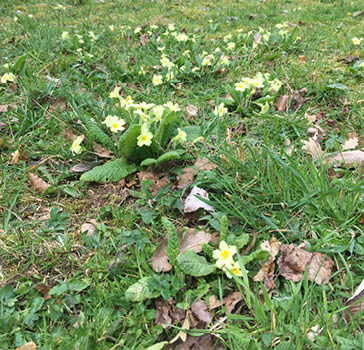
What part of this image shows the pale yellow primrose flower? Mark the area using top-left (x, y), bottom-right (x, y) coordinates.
top-left (71, 135), bottom-right (84, 155)
top-left (6, 73), bottom-right (15, 82)
top-left (61, 31), bottom-right (70, 40)
top-left (137, 124), bottom-right (153, 147)
top-left (152, 105), bottom-right (165, 121)
top-left (3, 64), bottom-right (9, 69)
top-left (164, 101), bottom-right (181, 112)
top-left (168, 24), bottom-right (175, 31)
top-left (176, 33), bottom-right (188, 42)
top-left (109, 87), bottom-right (120, 99)
top-left (172, 128), bottom-right (187, 144)
top-left (120, 95), bottom-right (134, 110)
top-left (109, 25), bottom-right (115, 32)
top-left (235, 81), bottom-right (248, 92)
top-left (259, 102), bottom-right (270, 114)
top-left (224, 261), bottom-right (243, 279)
top-left (1, 73), bottom-right (15, 83)
top-left (352, 37), bottom-right (363, 45)
top-left (103, 115), bottom-right (126, 133)
top-left (153, 74), bottom-right (163, 86)
top-left (134, 26), bottom-right (141, 34)
top-left (213, 241), bottom-right (237, 268)
top-left (227, 42), bottom-right (235, 51)
top-left (214, 103), bottom-right (228, 117)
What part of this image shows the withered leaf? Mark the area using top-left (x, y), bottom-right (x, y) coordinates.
top-left (152, 228), bottom-right (212, 273)
top-left (298, 55), bottom-right (306, 62)
top-left (80, 219), bottom-right (99, 236)
top-left (183, 104), bottom-right (198, 118)
top-left (278, 244), bottom-right (334, 285)
top-left (16, 343), bottom-right (36, 350)
top-left (223, 291), bottom-right (243, 314)
top-left (139, 34), bottom-right (150, 46)
top-left (253, 33), bottom-right (262, 44)
top-left (275, 95), bottom-right (289, 111)
top-left (155, 299), bottom-right (186, 329)
top-left (28, 173), bottom-right (50, 193)
top-left (34, 283), bottom-right (51, 301)
top-left (208, 295), bottom-right (222, 310)
top-left (328, 150), bottom-right (364, 167)
top-left (191, 299), bottom-right (212, 323)
top-left (170, 310), bottom-right (193, 344)
top-left (0, 104), bottom-right (9, 113)
top-left (184, 186), bottom-right (214, 213)
top-left (11, 149), bottom-right (20, 164)
top-left (171, 334), bottom-right (213, 350)
top-left (343, 137), bottom-right (359, 150)
top-left (93, 143), bottom-right (113, 158)
top-left (344, 279), bottom-right (364, 321)
top-left (137, 171), bottom-right (170, 196)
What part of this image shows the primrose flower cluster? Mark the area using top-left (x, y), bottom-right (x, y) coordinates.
top-left (60, 30), bottom-right (96, 59)
top-left (213, 241), bottom-right (242, 279)
top-left (231, 72), bottom-right (282, 114)
top-left (1, 72), bottom-right (15, 84)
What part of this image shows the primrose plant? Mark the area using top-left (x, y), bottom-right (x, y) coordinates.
top-left (70, 87), bottom-right (201, 183)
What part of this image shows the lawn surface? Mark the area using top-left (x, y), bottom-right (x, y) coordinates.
top-left (1, 0), bottom-right (364, 349)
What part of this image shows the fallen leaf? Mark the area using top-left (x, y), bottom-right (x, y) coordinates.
top-left (344, 279), bottom-right (364, 321)
top-left (11, 149), bottom-right (20, 164)
top-left (275, 95), bottom-right (289, 111)
top-left (209, 295), bottom-right (222, 310)
top-left (93, 143), bottom-right (113, 158)
top-left (63, 129), bottom-right (77, 141)
top-left (80, 219), bottom-right (99, 236)
top-left (277, 244), bottom-right (334, 285)
top-left (34, 283), bottom-right (51, 301)
top-left (343, 137), bottom-right (359, 150)
top-left (28, 173), bottom-right (50, 193)
top-left (298, 55), bottom-right (306, 62)
top-left (327, 150), bottom-right (364, 167)
top-left (291, 88), bottom-right (308, 110)
top-left (254, 236), bottom-right (281, 291)
top-left (139, 34), bottom-right (150, 46)
top-left (0, 104), bottom-right (8, 112)
top-left (353, 10), bottom-right (363, 17)
top-left (191, 299), bottom-right (212, 323)
top-left (253, 33), bottom-right (262, 44)
top-left (170, 334), bottom-right (213, 350)
top-left (155, 299), bottom-right (186, 329)
top-left (307, 325), bottom-right (322, 342)
top-left (70, 162), bottom-right (98, 173)
top-left (177, 157), bottom-right (217, 189)
top-left (16, 343), bottom-right (36, 350)
top-left (137, 171), bottom-right (170, 196)
top-left (170, 310), bottom-right (193, 343)
top-left (48, 96), bottom-right (67, 113)
top-left (152, 228), bottom-right (212, 273)
top-left (223, 291), bottom-right (243, 313)
top-left (184, 186), bottom-right (215, 213)
top-left (183, 105), bottom-right (198, 119)
top-left (304, 112), bottom-right (317, 124)
top-left (302, 137), bottom-right (323, 160)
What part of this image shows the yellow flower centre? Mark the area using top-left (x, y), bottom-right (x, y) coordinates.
top-left (221, 250), bottom-right (230, 260)
top-left (232, 268), bottom-right (240, 275)
top-left (141, 135), bottom-right (148, 141)
top-left (112, 122), bottom-right (119, 129)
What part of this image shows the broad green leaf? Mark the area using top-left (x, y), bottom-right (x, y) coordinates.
top-left (146, 342), bottom-right (168, 350)
top-left (12, 54), bottom-right (27, 73)
top-left (326, 83), bottom-right (348, 90)
top-left (155, 112), bottom-right (180, 148)
top-left (125, 277), bottom-right (160, 302)
top-left (140, 158), bottom-right (158, 167)
top-left (241, 249), bottom-right (269, 265)
top-left (177, 249), bottom-right (216, 277)
top-left (182, 126), bottom-right (201, 142)
top-left (157, 151), bottom-right (180, 164)
top-left (49, 282), bottom-right (68, 296)
top-left (118, 124), bottom-right (141, 159)
top-left (68, 278), bottom-right (91, 292)
top-left (80, 158), bottom-right (136, 183)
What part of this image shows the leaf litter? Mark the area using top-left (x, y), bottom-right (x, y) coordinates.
top-left (184, 186), bottom-right (215, 213)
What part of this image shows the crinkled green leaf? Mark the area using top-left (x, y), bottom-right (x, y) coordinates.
top-left (241, 249), bottom-right (269, 265)
top-left (157, 151), bottom-right (181, 164)
top-left (182, 126), bottom-right (201, 142)
top-left (80, 158), bottom-right (136, 183)
top-left (118, 124), bottom-right (141, 159)
top-left (125, 277), bottom-right (160, 302)
top-left (140, 158), bottom-right (158, 167)
top-left (177, 249), bottom-right (216, 277)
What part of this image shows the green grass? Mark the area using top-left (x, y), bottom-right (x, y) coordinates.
top-left (1, 0), bottom-right (364, 349)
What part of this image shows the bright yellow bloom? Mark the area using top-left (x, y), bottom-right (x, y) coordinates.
top-left (161, 57), bottom-right (171, 67)
top-left (213, 241), bottom-right (237, 268)
top-left (176, 33), bottom-right (188, 42)
top-left (252, 79), bottom-right (264, 88)
top-left (1, 73), bottom-right (15, 83)
top-left (172, 128), bottom-right (187, 144)
top-left (352, 37), bottom-right (363, 45)
top-left (70, 135), bottom-right (84, 154)
top-left (235, 81), bottom-right (248, 92)
top-left (6, 73), bottom-right (15, 82)
top-left (103, 115), bottom-right (126, 133)
top-left (137, 124), bottom-right (153, 147)
top-left (153, 74), bottom-right (163, 86)
top-left (61, 31), bottom-right (70, 40)
top-left (214, 103), bottom-right (228, 117)
top-left (224, 261), bottom-right (243, 279)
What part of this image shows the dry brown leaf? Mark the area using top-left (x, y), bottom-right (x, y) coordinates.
top-left (11, 149), bottom-right (20, 164)
top-left (34, 283), bottom-right (51, 301)
top-left (183, 105), bottom-right (198, 119)
top-left (253, 33), bottom-right (262, 44)
top-left (304, 112), bottom-right (317, 124)
top-left (63, 129), bottom-right (77, 141)
top-left (93, 143), bottom-right (113, 158)
top-left (28, 173), bottom-right (50, 193)
top-left (48, 96), bottom-right (67, 113)
top-left (155, 299), bottom-right (186, 329)
top-left (16, 343), bottom-right (36, 350)
top-left (80, 219), bottom-right (99, 236)
top-left (170, 334), bottom-right (213, 350)
top-left (152, 228), bottom-right (212, 273)
top-left (254, 236), bottom-right (281, 290)
top-left (170, 310), bottom-right (193, 344)
top-left (184, 186), bottom-right (214, 213)
top-left (191, 299), bottom-right (212, 323)
top-left (302, 137), bottom-right (323, 160)
top-left (344, 279), bottom-right (364, 321)
top-left (353, 10), bottom-right (363, 17)
top-left (298, 55), bottom-right (306, 62)
top-left (277, 244), bottom-right (334, 285)
top-left (223, 291), bottom-right (243, 314)
top-left (137, 170), bottom-right (170, 196)
top-left (0, 104), bottom-right (9, 112)
top-left (275, 95), bottom-right (289, 111)
top-left (139, 34), bottom-right (150, 46)
top-left (327, 150), bottom-right (364, 167)
top-left (208, 295), bottom-right (222, 310)
top-left (343, 137), bottom-right (359, 150)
